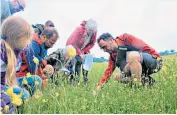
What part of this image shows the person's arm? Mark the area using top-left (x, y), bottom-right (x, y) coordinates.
top-left (122, 33), bottom-right (160, 57)
top-left (26, 41), bottom-right (43, 73)
top-left (97, 56), bottom-right (116, 86)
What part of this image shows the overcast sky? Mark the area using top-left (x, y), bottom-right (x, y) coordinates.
top-left (14, 0), bottom-right (177, 58)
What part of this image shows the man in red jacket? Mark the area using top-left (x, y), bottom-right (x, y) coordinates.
top-left (95, 33), bottom-right (162, 92)
top-left (66, 19), bottom-right (97, 84)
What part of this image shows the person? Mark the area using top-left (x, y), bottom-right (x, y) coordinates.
top-left (95, 33), bottom-right (162, 92)
top-left (66, 19), bottom-right (97, 84)
top-left (32, 20), bottom-right (55, 37)
top-left (1, 0), bottom-right (26, 23)
top-left (0, 16), bottom-right (34, 113)
top-left (16, 27), bottom-right (59, 88)
top-left (46, 45), bottom-right (76, 84)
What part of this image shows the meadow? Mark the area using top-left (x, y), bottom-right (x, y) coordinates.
top-left (21, 55), bottom-right (177, 114)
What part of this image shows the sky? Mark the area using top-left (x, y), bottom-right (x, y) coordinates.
top-left (14, 0), bottom-right (177, 58)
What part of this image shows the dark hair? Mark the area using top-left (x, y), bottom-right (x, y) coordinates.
top-left (45, 20), bottom-right (55, 27)
top-left (97, 33), bottom-right (114, 43)
top-left (41, 28), bottom-right (59, 39)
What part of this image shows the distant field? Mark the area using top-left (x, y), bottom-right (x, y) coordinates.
top-left (21, 55), bottom-right (177, 114)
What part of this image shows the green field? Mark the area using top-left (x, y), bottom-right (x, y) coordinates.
top-left (21, 55), bottom-right (177, 114)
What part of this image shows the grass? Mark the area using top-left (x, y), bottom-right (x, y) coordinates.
top-left (21, 55), bottom-right (177, 114)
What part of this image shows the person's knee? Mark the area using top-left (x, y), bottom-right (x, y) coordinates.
top-left (127, 51), bottom-right (142, 63)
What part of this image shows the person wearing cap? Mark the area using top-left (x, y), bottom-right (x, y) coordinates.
top-left (32, 20), bottom-right (55, 37)
top-left (94, 33), bottom-right (163, 94)
top-left (46, 45), bottom-right (76, 71)
top-left (46, 45), bottom-right (76, 84)
top-left (1, 0), bottom-right (26, 23)
top-left (66, 19), bottom-right (97, 84)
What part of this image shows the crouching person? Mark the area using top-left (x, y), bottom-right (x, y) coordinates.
top-left (1, 16), bottom-right (33, 111)
top-left (46, 45), bottom-right (76, 84)
top-left (16, 27), bottom-right (59, 89)
top-left (95, 33), bottom-right (162, 93)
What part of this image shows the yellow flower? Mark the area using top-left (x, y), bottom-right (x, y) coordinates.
top-left (0, 107), bottom-right (2, 114)
top-left (33, 56), bottom-right (39, 65)
top-left (35, 81), bottom-right (40, 86)
top-left (42, 99), bottom-right (47, 103)
top-left (157, 57), bottom-right (162, 61)
top-left (176, 109), bottom-right (177, 114)
top-left (55, 92), bottom-right (59, 97)
top-left (67, 46), bottom-right (76, 57)
top-left (33, 94), bottom-right (40, 99)
top-left (6, 87), bottom-right (14, 97)
top-left (23, 79), bottom-right (28, 85)
top-left (11, 96), bottom-right (23, 106)
top-left (26, 72), bottom-right (31, 78)
top-left (24, 99), bottom-right (29, 104)
top-left (154, 69), bottom-right (158, 72)
top-left (133, 78), bottom-right (137, 82)
top-left (11, 89), bottom-right (24, 107)
top-left (162, 66), bottom-right (167, 71)
top-left (4, 105), bottom-right (9, 113)
top-left (132, 74), bottom-right (135, 77)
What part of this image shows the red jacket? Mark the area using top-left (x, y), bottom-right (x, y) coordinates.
top-left (98, 33), bottom-right (160, 86)
top-left (66, 21), bottom-right (97, 55)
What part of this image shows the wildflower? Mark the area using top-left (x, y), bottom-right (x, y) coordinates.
top-left (162, 66), bottom-right (167, 71)
top-left (23, 79), bottom-right (28, 85)
top-left (154, 69), bottom-right (158, 72)
top-left (67, 45), bottom-right (76, 57)
top-left (42, 99), bottom-right (47, 103)
top-left (4, 105), bottom-right (9, 113)
top-left (157, 57), bottom-right (161, 61)
top-left (0, 107), bottom-right (2, 114)
top-left (11, 96), bottom-right (23, 106)
top-left (33, 56), bottom-right (39, 65)
top-left (176, 109), bottom-right (177, 114)
top-left (24, 99), bottom-right (29, 104)
top-left (35, 81), bottom-right (40, 86)
top-left (55, 92), bottom-right (59, 97)
top-left (133, 78), bottom-right (137, 82)
top-left (33, 94), bottom-right (40, 99)
top-left (26, 72), bottom-right (31, 78)
top-left (6, 87), bottom-right (14, 97)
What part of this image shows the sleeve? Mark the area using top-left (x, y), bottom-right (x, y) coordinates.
top-left (26, 41), bottom-right (42, 74)
top-left (97, 56), bottom-right (116, 86)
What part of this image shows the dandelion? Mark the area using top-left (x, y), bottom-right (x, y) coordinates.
top-left (42, 99), bottom-right (47, 103)
top-left (176, 109), bottom-right (177, 114)
top-left (133, 78), bottom-right (137, 82)
top-left (55, 92), bottom-right (59, 97)
top-left (33, 94), bottom-right (40, 99)
top-left (23, 79), bottom-right (28, 85)
top-left (162, 66), bottom-right (167, 71)
top-left (26, 72), bottom-right (31, 78)
top-left (4, 105), bottom-right (9, 113)
top-left (11, 96), bottom-right (23, 106)
top-left (157, 57), bottom-right (161, 61)
top-left (24, 99), bottom-right (29, 104)
top-left (33, 56), bottom-right (39, 65)
top-left (67, 45), bottom-right (76, 57)
top-left (154, 69), bottom-right (158, 72)
top-left (6, 87), bottom-right (14, 97)
top-left (0, 107), bottom-right (2, 114)
top-left (35, 81), bottom-right (40, 86)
